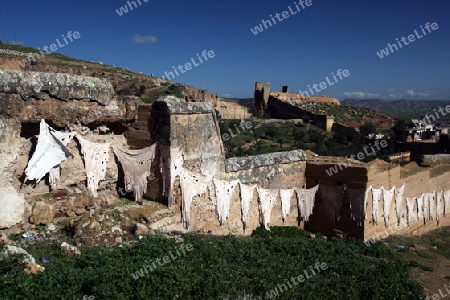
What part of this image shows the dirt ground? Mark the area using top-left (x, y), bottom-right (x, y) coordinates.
top-left (383, 227), bottom-right (450, 297)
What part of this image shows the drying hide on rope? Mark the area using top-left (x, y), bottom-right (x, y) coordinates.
top-left (295, 185), bottom-right (319, 222)
top-left (279, 188), bottom-right (295, 221)
top-left (180, 168), bottom-right (210, 229)
top-left (395, 184), bottom-right (405, 226)
top-left (256, 188), bottom-right (279, 230)
top-left (347, 187), bottom-right (366, 226)
top-left (48, 127), bottom-right (77, 190)
top-left (429, 192), bottom-right (436, 221)
top-left (406, 197), bottom-right (416, 226)
top-left (25, 119), bottom-right (73, 184)
top-left (423, 193), bottom-right (431, 223)
top-left (213, 179), bottom-right (239, 225)
top-left (383, 187), bottom-right (395, 226)
top-left (113, 144), bottom-right (157, 202)
top-left (240, 183), bottom-right (256, 227)
top-left (436, 191), bottom-right (443, 224)
top-left (371, 187), bottom-right (383, 224)
top-left (159, 145), bottom-right (184, 208)
top-left (320, 185), bottom-right (345, 225)
top-left (444, 190), bottom-right (450, 216)
top-left (76, 136), bottom-right (110, 198)
top-left (416, 194), bottom-right (424, 221)
top-left (364, 186), bottom-right (372, 220)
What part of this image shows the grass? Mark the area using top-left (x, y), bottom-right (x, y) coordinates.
top-left (0, 226), bottom-right (424, 299)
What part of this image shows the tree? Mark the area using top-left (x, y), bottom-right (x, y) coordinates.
top-left (392, 120), bottom-right (408, 142)
top-left (278, 138), bottom-right (284, 150)
top-left (359, 123), bottom-right (376, 137)
top-left (265, 127), bottom-right (276, 139)
top-left (308, 129), bottom-right (323, 144)
top-left (224, 139), bottom-right (237, 153)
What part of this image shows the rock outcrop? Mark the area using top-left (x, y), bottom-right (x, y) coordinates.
top-left (0, 116), bottom-right (26, 229)
top-left (0, 69), bottom-right (138, 127)
top-left (0, 69), bottom-right (114, 103)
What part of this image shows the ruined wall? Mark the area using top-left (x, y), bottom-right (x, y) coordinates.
top-left (305, 158), bottom-right (369, 239)
top-left (182, 85), bottom-right (221, 107)
top-left (187, 158), bottom-right (306, 235)
top-left (269, 92), bottom-right (340, 105)
top-left (150, 97), bottom-right (225, 177)
top-left (123, 102), bottom-right (153, 149)
top-left (254, 82), bottom-right (270, 117)
top-left (149, 151), bottom-right (307, 236)
top-left (267, 97), bottom-right (332, 131)
top-left (408, 141), bottom-right (442, 162)
top-left (147, 97), bottom-right (309, 235)
top-left (217, 101), bottom-right (251, 120)
top-left (364, 162), bottom-right (450, 240)
top-left (0, 69), bottom-right (139, 230)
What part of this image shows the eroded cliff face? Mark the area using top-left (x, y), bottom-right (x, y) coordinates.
top-left (0, 116), bottom-right (26, 229)
top-left (0, 69), bottom-right (138, 127)
top-left (182, 85), bottom-right (221, 107)
top-left (0, 69), bottom-right (139, 233)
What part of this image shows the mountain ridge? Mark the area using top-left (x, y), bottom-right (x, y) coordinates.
top-left (341, 98), bottom-right (450, 118)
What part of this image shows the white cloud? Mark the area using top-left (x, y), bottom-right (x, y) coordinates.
top-left (219, 93), bottom-right (233, 98)
top-left (404, 90), bottom-right (430, 97)
top-left (343, 92), bottom-right (380, 98)
top-left (131, 34), bottom-right (158, 44)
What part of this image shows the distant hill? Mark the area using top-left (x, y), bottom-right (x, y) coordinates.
top-left (342, 99), bottom-right (450, 119)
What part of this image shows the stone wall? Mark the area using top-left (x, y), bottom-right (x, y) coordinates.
top-left (267, 96), bottom-right (333, 131)
top-left (217, 100), bottom-right (251, 120)
top-left (125, 97), bottom-right (450, 239)
top-left (305, 156), bottom-right (450, 240)
top-left (147, 97), bottom-right (308, 234)
top-left (364, 162), bottom-right (450, 241)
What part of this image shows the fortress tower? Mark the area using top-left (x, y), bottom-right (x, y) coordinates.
top-left (254, 81), bottom-right (270, 117)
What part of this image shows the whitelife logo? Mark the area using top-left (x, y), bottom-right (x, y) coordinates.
top-left (160, 50), bottom-right (215, 81)
top-left (116, 0), bottom-right (149, 16)
top-left (250, 0), bottom-right (313, 35)
top-left (376, 22), bottom-right (439, 59)
top-left (299, 69), bottom-right (350, 97)
top-left (18, 31), bottom-right (81, 68)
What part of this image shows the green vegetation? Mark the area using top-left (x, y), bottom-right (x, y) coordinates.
top-left (219, 119), bottom-right (400, 160)
top-left (219, 114), bottom-right (409, 161)
top-left (0, 227), bottom-right (424, 299)
top-left (294, 102), bottom-right (390, 127)
top-left (0, 43), bottom-right (41, 54)
top-left (384, 228), bottom-right (450, 273)
top-left (359, 123), bottom-right (377, 137)
top-left (140, 84), bottom-right (184, 104)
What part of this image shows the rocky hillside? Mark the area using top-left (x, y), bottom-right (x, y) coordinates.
top-left (0, 43), bottom-right (221, 105)
top-left (292, 101), bottom-right (394, 129)
top-left (342, 99), bottom-right (450, 119)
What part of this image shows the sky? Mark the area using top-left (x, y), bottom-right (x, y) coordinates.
top-left (1, 0), bottom-right (449, 100)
